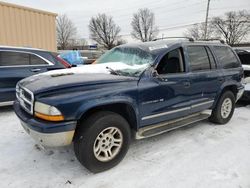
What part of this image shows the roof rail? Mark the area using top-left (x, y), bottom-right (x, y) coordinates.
top-left (0, 45), bottom-right (47, 51)
top-left (197, 38), bottom-right (225, 44)
top-left (153, 37), bottom-right (194, 42)
top-left (234, 48), bottom-right (249, 53)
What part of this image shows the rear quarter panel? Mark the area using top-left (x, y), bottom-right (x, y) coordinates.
top-left (210, 45), bottom-right (244, 106)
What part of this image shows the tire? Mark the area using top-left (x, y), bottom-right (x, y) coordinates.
top-left (74, 111), bottom-right (131, 173)
top-left (209, 90), bottom-right (235, 124)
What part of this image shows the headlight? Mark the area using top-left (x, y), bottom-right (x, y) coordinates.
top-left (34, 102), bottom-right (64, 121)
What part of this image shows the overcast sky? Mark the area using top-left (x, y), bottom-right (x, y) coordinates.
top-left (4, 0), bottom-right (250, 42)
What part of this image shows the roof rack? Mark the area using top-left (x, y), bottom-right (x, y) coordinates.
top-left (153, 37), bottom-right (194, 42)
top-left (234, 48), bottom-right (249, 53)
top-left (197, 38), bottom-right (225, 44)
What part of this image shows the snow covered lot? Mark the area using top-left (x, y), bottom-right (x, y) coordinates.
top-left (0, 106), bottom-right (250, 188)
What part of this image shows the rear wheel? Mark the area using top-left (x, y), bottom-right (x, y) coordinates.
top-left (74, 111), bottom-right (131, 173)
top-left (209, 91), bottom-right (235, 124)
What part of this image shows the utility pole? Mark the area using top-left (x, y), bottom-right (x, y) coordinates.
top-left (204, 0), bottom-right (211, 39)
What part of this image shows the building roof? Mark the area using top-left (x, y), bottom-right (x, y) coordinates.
top-left (0, 1), bottom-right (57, 16)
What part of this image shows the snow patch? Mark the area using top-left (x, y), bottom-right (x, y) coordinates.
top-left (0, 107), bottom-right (250, 187)
top-left (41, 62), bottom-right (148, 76)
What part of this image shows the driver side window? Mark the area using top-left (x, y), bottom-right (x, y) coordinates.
top-left (156, 48), bottom-right (184, 75)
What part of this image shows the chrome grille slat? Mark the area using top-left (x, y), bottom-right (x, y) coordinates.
top-left (16, 84), bottom-right (34, 114)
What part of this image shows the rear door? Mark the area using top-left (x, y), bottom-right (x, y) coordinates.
top-left (185, 45), bottom-right (222, 114)
top-left (0, 50), bottom-right (54, 103)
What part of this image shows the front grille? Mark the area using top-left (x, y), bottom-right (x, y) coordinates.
top-left (16, 84), bottom-right (34, 114)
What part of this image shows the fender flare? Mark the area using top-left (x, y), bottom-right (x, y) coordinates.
top-left (75, 96), bottom-right (139, 129)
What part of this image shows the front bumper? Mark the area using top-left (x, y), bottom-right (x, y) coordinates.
top-left (14, 101), bottom-right (77, 147)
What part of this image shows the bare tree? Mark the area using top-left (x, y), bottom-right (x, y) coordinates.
top-left (68, 38), bottom-right (88, 47)
top-left (211, 10), bottom-right (250, 45)
top-left (184, 23), bottom-right (217, 40)
top-left (89, 14), bottom-right (121, 50)
top-left (131, 8), bottom-right (158, 42)
top-left (116, 38), bottom-right (127, 46)
top-left (56, 14), bottom-right (77, 49)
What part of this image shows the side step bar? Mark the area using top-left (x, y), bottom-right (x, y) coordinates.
top-left (135, 112), bottom-right (211, 139)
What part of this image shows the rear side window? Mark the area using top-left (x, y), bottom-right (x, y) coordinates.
top-left (214, 46), bottom-right (240, 69)
top-left (0, 51), bottom-right (48, 66)
top-left (187, 46), bottom-right (210, 71)
top-left (0, 51), bottom-right (29, 66)
top-left (30, 54), bottom-right (47, 65)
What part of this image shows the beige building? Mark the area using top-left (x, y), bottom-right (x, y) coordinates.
top-left (0, 1), bottom-right (57, 52)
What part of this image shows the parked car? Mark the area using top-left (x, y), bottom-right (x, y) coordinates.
top-left (235, 49), bottom-right (250, 101)
top-left (54, 54), bottom-right (72, 68)
top-left (0, 46), bottom-right (68, 106)
top-left (14, 39), bottom-right (244, 173)
top-left (59, 51), bottom-right (84, 66)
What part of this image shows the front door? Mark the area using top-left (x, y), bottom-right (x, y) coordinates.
top-left (139, 48), bottom-right (193, 127)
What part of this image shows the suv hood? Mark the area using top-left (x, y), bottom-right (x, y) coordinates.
top-left (19, 63), bottom-right (139, 94)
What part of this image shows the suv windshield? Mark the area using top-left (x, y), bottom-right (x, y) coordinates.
top-left (95, 47), bottom-right (155, 77)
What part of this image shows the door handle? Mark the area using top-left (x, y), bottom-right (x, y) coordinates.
top-left (162, 78), bottom-right (168, 82)
top-left (30, 68), bottom-right (41, 72)
top-left (183, 81), bottom-right (191, 88)
top-left (156, 76), bottom-right (168, 82)
top-left (218, 77), bottom-right (224, 82)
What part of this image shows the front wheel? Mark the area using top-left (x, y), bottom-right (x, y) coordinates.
top-left (209, 91), bottom-right (235, 124)
top-left (74, 111), bottom-right (131, 173)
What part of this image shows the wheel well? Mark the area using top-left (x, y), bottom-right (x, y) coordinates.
top-left (77, 103), bottom-right (138, 131)
top-left (222, 85), bottom-right (237, 98)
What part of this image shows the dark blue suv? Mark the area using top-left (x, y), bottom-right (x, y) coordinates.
top-left (14, 39), bottom-right (244, 173)
top-left (0, 46), bottom-right (65, 106)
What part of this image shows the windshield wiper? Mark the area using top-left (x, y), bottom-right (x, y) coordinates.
top-left (106, 66), bottom-right (121, 75)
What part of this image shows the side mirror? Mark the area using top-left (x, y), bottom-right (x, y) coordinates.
top-left (152, 70), bottom-right (167, 82)
top-left (152, 70), bottom-right (159, 77)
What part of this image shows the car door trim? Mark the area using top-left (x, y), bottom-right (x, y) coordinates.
top-left (141, 100), bottom-right (214, 120)
top-left (142, 106), bottom-right (191, 121)
top-left (191, 100), bottom-right (214, 108)
top-left (0, 101), bottom-right (14, 107)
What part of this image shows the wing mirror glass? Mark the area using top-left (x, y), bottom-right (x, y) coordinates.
top-left (152, 70), bottom-right (159, 77)
top-left (152, 70), bottom-right (168, 82)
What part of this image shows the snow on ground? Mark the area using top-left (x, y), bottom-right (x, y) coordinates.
top-left (0, 106), bottom-right (250, 188)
